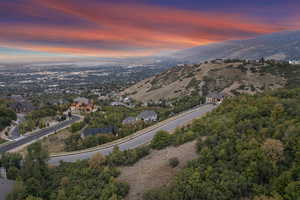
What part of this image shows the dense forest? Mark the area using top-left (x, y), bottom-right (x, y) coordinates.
top-left (0, 143), bottom-right (130, 200)
top-left (144, 88), bottom-right (300, 200)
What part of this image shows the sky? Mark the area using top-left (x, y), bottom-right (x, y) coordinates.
top-left (0, 0), bottom-right (300, 62)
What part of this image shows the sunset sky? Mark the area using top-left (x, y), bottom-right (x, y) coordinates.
top-left (1, 0), bottom-right (300, 62)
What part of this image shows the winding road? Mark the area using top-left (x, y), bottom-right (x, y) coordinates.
top-left (49, 104), bottom-right (215, 165)
top-left (0, 116), bottom-right (81, 153)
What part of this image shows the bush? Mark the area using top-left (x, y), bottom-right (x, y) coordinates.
top-left (168, 157), bottom-right (179, 168)
top-left (143, 188), bottom-right (171, 200)
top-left (172, 130), bottom-right (196, 146)
top-left (4, 144), bottom-right (129, 200)
top-left (106, 145), bottom-right (150, 166)
top-left (70, 121), bottom-right (85, 133)
top-left (150, 130), bottom-right (172, 150)
top-left (0, 107), bottom-right (17, 131)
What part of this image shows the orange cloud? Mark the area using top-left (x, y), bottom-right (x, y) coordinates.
top-left (1, 0), bottom-right (299, 57)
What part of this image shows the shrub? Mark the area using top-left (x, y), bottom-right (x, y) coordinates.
top-left (168, 157), bottom-right (179, 168)
top-left (106, 145), bottom-right (150, 166)
top-left (172, 130), bottom-right (196, 146)
top-left (150, 130), bottom-right (172, 150)
top-left (70, 121), bottom-right (85, 133)
top-left (143, 188), bottom-right (171, 200)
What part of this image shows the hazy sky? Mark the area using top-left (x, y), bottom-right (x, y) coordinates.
top-left (0, 0), bottom-right (300, 62)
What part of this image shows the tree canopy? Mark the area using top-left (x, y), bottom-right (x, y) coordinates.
top-left (2, 142), bottom-right (129, 200)
top-left (144, 88), bottom-right (300, 200)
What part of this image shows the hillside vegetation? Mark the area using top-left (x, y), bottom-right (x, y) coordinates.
top-left (143, 88), bottom-right (300, 200)
top-left (122, 59), bottom-right (297, 102)
top-left (1, 88), bottom-right (299, 200)
top-left (0, 143), bottom-right (131, 200)
top-left (0, 99), bottom-right (17, 131)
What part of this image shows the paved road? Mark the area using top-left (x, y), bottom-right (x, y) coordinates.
top-left (0, 116), bottom-right (81, 153)
top-left (49, 104), bottom-right (215, 165)
top-left (8, 114), bottom-right (25, 140)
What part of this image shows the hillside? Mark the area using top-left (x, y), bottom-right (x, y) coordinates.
top-left (121, 59), bottom-right (298, 102)
top-left (170, 30), bottom-right (300, 63)
top-left (143, 88), bottom-right (300, 200)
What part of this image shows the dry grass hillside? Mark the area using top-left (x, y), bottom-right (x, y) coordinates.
top-left (121, 60), bottom-right (287, 102)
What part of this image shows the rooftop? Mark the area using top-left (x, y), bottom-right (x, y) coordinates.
top-left (74, 97), bottom-right (90, 104)
top-left (81, 126), bottom-right (116, 137)
top-left (207, 92), bottom-right (226, 99)
top-left (122, 116), bottom-right (137, 124)
top-left (137, 110), bottom-right (157, 119)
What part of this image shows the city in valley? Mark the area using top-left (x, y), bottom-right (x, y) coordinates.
top-left (0, 1), bottom-right (300, 200)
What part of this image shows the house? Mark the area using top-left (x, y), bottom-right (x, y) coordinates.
top-left (122, 116), bottom-right (137, 125)
top-left (70, 97), bottom-right (95, 113)
top-left (137, 110), bottom-right (158, 122)
top-left (289, 60), bottom-right (300, 65)
top-left (212, 59), bottom-right (224, 64)
top-left (123, 97), bottom-right (131, 103)
top-left (80, 126), bottom-right (117, 138)
top-left (47, 98), bottom-right (67, 106)
top-left (206, 93), bottom-right (225, 104)
top-left (74, 97), bottom-right (90, 105)
top-left (8, 95), bottom-right (34, 113)
top-left (110, 102), bottom-right (127, 107)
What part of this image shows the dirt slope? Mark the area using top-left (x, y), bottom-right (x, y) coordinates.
top-left (121, 60), bottom-right (286, 102)
top-left (118, 141), bottom-right (198, 200)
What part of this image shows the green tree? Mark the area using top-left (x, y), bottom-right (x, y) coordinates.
top-left (150, 130), bottom-right (172, 149)
top-left (284, 181), bottom-right (300, 200)
top-left (7, 166), bottom-right (19, 180)
top-left (70, 121), bottom-right (85, 133)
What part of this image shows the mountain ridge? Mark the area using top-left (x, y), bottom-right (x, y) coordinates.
top-left (169, 30), bottom-right (300, 63)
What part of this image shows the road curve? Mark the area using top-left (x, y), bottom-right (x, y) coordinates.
top-left (0, 116), bottom-right (81, 153)
top-left (49, 104), bottom-right (215, 165)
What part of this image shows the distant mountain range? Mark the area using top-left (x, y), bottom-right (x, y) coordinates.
top-left (169, 30), bottom-right (300, 63)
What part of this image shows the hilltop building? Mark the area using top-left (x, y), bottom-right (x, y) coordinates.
top-left (289, 60), bottom-right (300, 65)
top-left (206, 93), bottom-right (226, 104)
